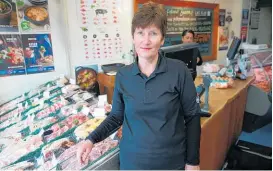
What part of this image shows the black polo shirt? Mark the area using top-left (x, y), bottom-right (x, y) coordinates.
top-left (87, 54), bottom-right (200, 170)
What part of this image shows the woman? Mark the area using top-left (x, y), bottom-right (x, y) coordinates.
top-left (181, 30), bottom-right (203, 66)
top-left (77, 2), bottom-right (201, 170)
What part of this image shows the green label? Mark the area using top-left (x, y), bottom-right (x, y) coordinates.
top-left (21, 21), bottom-right (31, 31)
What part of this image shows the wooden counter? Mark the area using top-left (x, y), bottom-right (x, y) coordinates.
top-left (97, 73), bottom-right (254, 170)
top-left (97, 73), bottom-right (116, 104)
top-left (195, 76), bottom-right (254, 169)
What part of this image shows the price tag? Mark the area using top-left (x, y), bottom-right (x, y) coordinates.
top-left (56, 81), bottom-right (62, 87)
top-left (24, 102), bottom-right (29, 109)
top-left (14, 133), bottom-right (22, 140)
top-left (38, 128), bottom-right (45, 137)
top-left (29, 114), bottom-right (35, 122)
top-left (61, 87), bottom-right (67, 94)
top-left (60, 95), bottom-right (65, 102)
top-left (17, 103), bottom-right (23, 109)
top-left (52, 153), bottom-right (58, 166)
top-left (37, 155), bottom-right (44, 166)
top-left (81, 107), bottom-right (90, 116)
top-left (32, 98), bottom-right (39, 105)
top-left (60, 96), bottom-right (67, 105)
top-left (43, 91), bottom-right (50, 98)
top-left (98, 95), bottom-right (107, 103)
top-left (24, 119), bottom-right (28, 128)
top-left (93, 108), bottom-right (106, 118)
top-left (34, 97), bottom-right (39, 103)
top-left (110, 131), bottom-right (117, 140)
top-left (72, 109), bottom-right (78, 114)
top-left (97, 100), bottom-right (104, 108)
top-left (70, 78), bottom-right (76, 85)
top-left (39, 100), bottom-right (45, 108)
top-left (60, 74), bottom-right (65, 79)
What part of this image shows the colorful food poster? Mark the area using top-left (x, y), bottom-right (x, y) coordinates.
top-left (0, 0), bottom-right (19, 32)
top-left (75, 65), bottom-right (98, 90)
top-left (75, 64), bottom-right (99, 73)
top-left (218, 26), bottom-right (229, 50)
top-left (241, 9), bottom-right (249, 27)
top-left (0, 34), bottom-right (26, 76)
top-left (21, 34), bottom-right (54, 74)
top-left (77, 0), bottom-right (124, 60)
top-left (240, 26), bottom-right (248, 43)
top-left (16, 0), bottom-right (50, 33)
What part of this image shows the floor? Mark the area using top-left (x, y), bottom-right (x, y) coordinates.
top-left (239, 123), bottom-right (272, 148)
top-left (222, 123), bottom-right (272, 170)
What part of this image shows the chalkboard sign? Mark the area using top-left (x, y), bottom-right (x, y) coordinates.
top-left (134, 0), bottom-right (219, 61)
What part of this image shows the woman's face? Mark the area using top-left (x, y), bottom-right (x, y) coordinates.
top-left (182, 32), bottom-right (194, 43)
top-left (133, 25), bottom-right (164, 60)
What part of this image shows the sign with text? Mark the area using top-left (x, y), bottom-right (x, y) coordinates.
top-left (135, 0), bottom-right (219, 61)
top-left (164, 6), bottom-right (213, 56)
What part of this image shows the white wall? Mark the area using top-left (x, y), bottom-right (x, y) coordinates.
top-left (0, 0), bottom-right (248, 103)
top-left (64, 0), bottom-right (134, 79)
top-left (242, 0), bottom-right (272, 44)
top-left (247, 2), bottom-right (272, 45)
top-left (215, 0), bottom-right (244, 65)
top-left (0, 0), bottom-right (70, 104)
top-left (64, 0), bottom-right (245, 76)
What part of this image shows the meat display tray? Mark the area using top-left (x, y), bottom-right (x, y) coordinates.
top-left (86, 147), bottom-right (120, 170)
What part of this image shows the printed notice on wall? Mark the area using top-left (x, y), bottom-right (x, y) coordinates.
top-left (0, 0), bottom-right (19, 32)
top-left (21, 34), bottom-right (54, 74)
top-left (250, 8), bottom-right (260, 29)
top-left (164, 6), bottom-right (213, 56)
top-left (0, 0), bottom-right (55, 77)
top-left (76, 0), bottom-right (124, 60)
top-left (218, 27), bottom-right (229, 50)
top-left (0, 34), bottom-right (26, 76)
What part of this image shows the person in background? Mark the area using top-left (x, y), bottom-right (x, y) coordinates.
top-left (181, 30), bottom-right (203, 66)
top-left (77, 2), bottom-right (201, 170)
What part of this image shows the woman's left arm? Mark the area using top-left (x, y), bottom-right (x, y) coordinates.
top-left (179, 64), bottom-right (201, 168)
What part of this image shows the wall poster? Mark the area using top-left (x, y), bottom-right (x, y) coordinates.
top-left (0, 34), bottom-right (25, 76)
top-left (0, 0), bottom-right (55, 77)
top-left (218, 26), bottom-right (229, 50)
top-left (241, 9), bottom-right (249, 26)
top-left (77, 0), bottom-right (124, 60)
top-left (22, 34), bottom-right (54, 74)
top-left (0, 0), bottom-right (19, 32)
top-left (17, 0), bottom-right (51, 33)
top-left (134, 0), bottom-right (219, 61)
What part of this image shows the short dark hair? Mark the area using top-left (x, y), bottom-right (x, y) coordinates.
top-left (182, 30), bottom-right (195, 37)
top-left (131, 1), bottom-right (167, 38)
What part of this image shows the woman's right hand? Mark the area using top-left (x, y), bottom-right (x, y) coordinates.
top-left (77, 139), bottom-right (94, 164)
top-left (197, 57), bottom-right (200, 63)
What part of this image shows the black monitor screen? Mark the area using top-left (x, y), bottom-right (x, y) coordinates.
top-left (163, 48), bottom-right (197, 70)
top-left (227, 37), bottom-right (241, 60)
top-left (162, 48), bottom-right (198, 81)
top-left (160, 43), bottom-right (199, 81)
